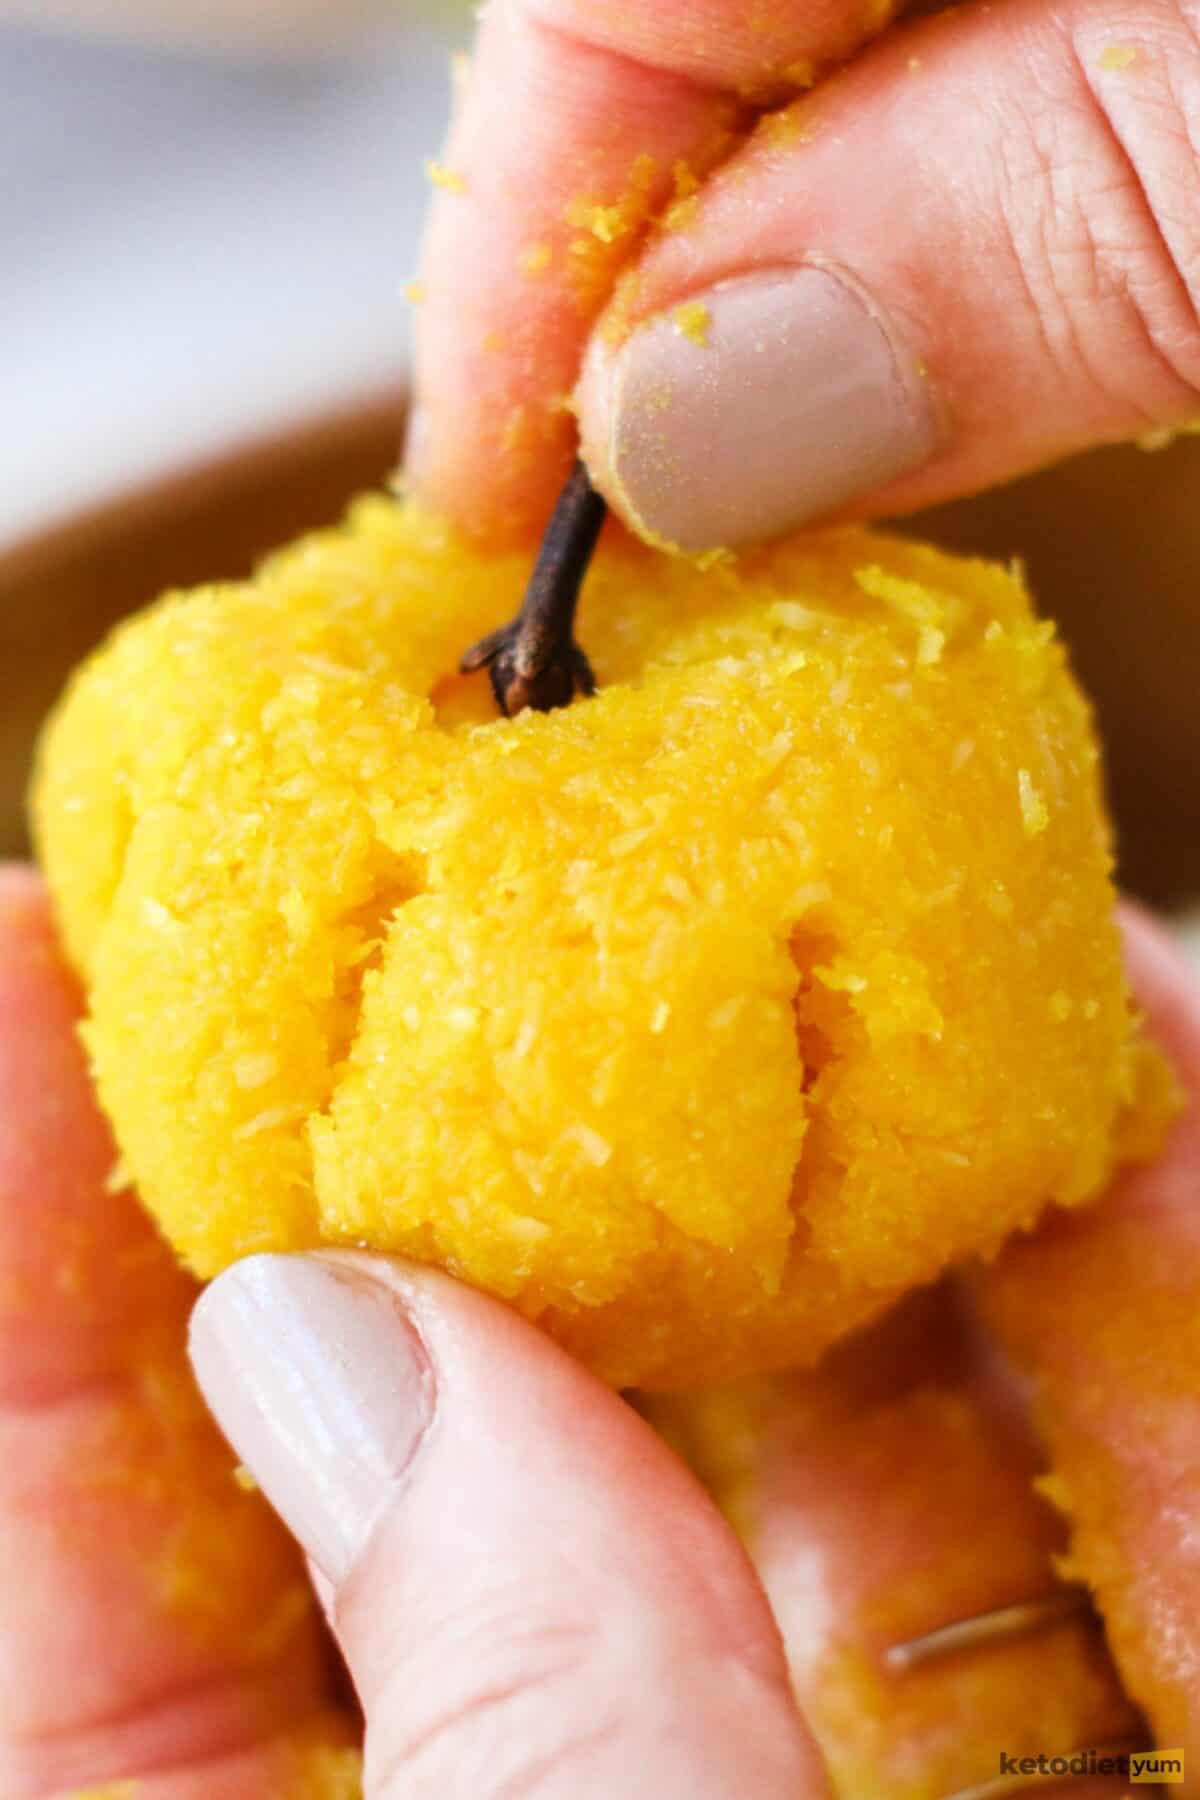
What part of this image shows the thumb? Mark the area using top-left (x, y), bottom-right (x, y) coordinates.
top-left (189, 1253), bottom-right (827, 1799)
top-left (578, 0), bottom-right (1200, 551)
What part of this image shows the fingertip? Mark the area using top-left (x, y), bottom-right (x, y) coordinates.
top-left (0, 865), bottom-right (99, 1198)
top-left (188, 1251), bottom-right (827, 1794)
top-left (0, 859), bottom-right (190, 1399)
top-left (0, 864), bottom-right (50, 941)
top-left (187, 1253), bottom-right (439, 1587)
top-left (1121, 901), bottom-right (1200, 1008)
top-left (1115, 903), bottom-right (1200, 1116)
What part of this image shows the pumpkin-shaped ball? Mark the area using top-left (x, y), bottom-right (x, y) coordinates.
top-left (33, 501), bottom-right (1162, 1389)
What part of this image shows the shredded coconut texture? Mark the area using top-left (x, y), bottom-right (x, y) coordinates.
top-left (34, 500), bottom-right (1169, 1389)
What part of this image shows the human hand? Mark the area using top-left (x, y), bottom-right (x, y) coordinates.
top-left (5, 860), bottom-right (1200, 1796)
top-left (409, 0), bottom-right (1200, 551)
top-left (0, 866), bottom-right (823, 1797)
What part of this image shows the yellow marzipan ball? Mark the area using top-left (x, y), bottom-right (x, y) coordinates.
top-left (33, 500), bottom-right (1163, 1389)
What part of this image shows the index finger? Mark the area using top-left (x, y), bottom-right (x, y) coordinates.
top-left (408, 0), bottom-right (904, 545)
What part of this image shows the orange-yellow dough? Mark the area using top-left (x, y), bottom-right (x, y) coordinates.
top-left (33, 499), bottom-right (1163, 1388)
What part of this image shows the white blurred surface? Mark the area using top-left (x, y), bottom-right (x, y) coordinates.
top-left (1, 20), bottom-right (456, 547)
top-left (0, 2), bottom-right (416, 55)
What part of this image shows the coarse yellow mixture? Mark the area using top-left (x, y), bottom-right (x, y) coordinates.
top-left (33, 500), bottom-right (1165, 1389)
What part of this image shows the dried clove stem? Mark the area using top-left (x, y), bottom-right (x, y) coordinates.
top-left (461, 459), bottom-right (607, 717)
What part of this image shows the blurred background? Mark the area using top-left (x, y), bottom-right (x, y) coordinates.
top-left (1, 2), bottom-right (1197, 958)
top-left (0, 2), bottom-right (458, 547)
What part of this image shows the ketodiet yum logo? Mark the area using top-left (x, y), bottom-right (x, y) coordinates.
top-left (996, 1746), bottom-right (1184, 1785)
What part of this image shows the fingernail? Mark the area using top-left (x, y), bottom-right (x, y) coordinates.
top-left (189, 1254), bottom-right (435, 1583)
top-left (599, 266), bottom-right (937, 551)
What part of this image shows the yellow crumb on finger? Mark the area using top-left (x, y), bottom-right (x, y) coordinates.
top-left (519, 241), bottom-right (553, 275)
top-left (1098, 43), bottom-right (1141, 70)
top-left (424, 159), bottom-right (468, 195)
top-left (672, 301), bottom-right (711, 346)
